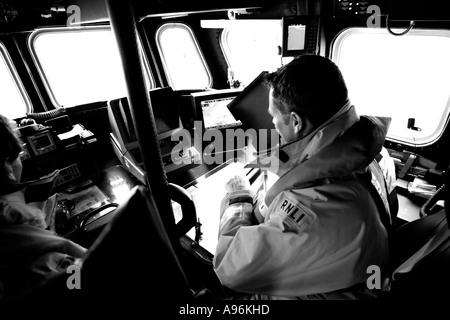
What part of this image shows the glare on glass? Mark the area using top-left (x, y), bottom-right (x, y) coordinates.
top-left (32, 28), bottom-right (153, 108)
top-left (0, 44), bottom-right (29, 119)
top-left (333, 28), bottom-right (450, 146)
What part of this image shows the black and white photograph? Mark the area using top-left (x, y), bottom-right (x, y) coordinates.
top-left (0, 0), bottom-right (449, 317)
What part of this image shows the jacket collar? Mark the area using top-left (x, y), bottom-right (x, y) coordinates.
top-left (247, 101), bottom-right (358, 174)
top-left (246, 103), bottom-right (391, 206)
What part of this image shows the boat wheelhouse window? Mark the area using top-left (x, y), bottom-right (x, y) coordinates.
top-left (0, 42), bottom-right (31, 119)
top-left (332, 28), bottom-right (450, 147)
top-left (29, 27), bottom-right (154, 108)
top-left (156, 23), bottom-right (212, 90)
top-left (219, 19), bottom-right (284, 87)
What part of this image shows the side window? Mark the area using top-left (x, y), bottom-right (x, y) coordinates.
top-left (0, 42), bottom-right (31, 119)
top-left (29, 27), bottom-right (154, 108)
top-left (220, 20), bottom-right (283, 87)
top-left (332, 28), bottom-right (450, 146)
top-left (156, 23), bottom-right (212, 90)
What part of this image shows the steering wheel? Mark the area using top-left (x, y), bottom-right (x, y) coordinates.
top-left (167, 183), bottom-right (200, 241)
top-left (420, 184), bottom-right (446, 218)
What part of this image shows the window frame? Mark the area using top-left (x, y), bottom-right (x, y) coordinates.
top-left (0, 41), bottom-right (32, 117)
top-left (28, 25), bottom-right (155, 108)
top-left (331, 27), bottom-right (450, 147)
top-left (220, 28), bottom-right (232, 69)
top-left (155, 22), bottom-right (212, 90)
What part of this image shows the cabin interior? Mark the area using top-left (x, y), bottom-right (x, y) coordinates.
top-left (1, 0), bottom-right (450, 306)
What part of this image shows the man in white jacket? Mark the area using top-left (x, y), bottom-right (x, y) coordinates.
top-left (213, 55), bottom-right (396, 299)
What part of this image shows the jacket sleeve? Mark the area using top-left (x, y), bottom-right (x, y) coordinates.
top-left (217, 189), bottom-right (255, 239)
top-left (213, 189), bottom-right (310, 296)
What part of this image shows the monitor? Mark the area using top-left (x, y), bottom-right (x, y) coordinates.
top-left (148, 87), bottom-right (184, 140)
top-left (281, 15), bottom-right (320, 57)
top-left (108, 86), bottom-right (183, 153)
top-left (27, 129), bottom-right (57, 156)
top-left (108, 87), bottom-right (200, 183)
top-left (190, 89), bottom-right (243, 132)
top-left (227, 71), bottom-right (279, 151)
top-left (201, 96), bottom-right (242, 130)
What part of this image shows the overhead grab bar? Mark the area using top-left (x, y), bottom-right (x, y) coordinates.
top-left (386, 14), bottom-right (415, 36)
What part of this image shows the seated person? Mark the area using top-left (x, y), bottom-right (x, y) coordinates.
top-left (213, 55), bottom-right (397, 300)
top-left (0, 114), bottom-right (86, 301)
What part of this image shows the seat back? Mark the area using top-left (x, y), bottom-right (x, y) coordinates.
top-left (80, 185), bottom-right (193, 305)
top-left (387, 167), bottom-right (450, 299)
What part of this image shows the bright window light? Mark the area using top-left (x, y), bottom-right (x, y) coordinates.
top-left (0, 43), bottom-right (30, 119)
top-left (220, 20), bottom-right (283, 87)
top-left (30, 27), bottom-right (153, 108)
top-left (332, 28), bottom-right (450, 146)
top-left (156, 23), bottom-right (211, 90)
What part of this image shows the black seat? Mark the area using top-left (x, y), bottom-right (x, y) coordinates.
top-left (14, 185), bottom-right (197, 313)
top-left (386, 167), bottom-right (450, 300)
top-left (80, 185), bottom-right (194, 305)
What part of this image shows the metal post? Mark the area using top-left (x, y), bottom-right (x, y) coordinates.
top-left (105, 0), bottom-right (178, 243)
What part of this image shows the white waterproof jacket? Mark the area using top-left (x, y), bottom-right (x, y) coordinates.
top-left (213, 104), bottom-right (395, 299)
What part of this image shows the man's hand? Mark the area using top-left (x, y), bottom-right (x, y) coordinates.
top-left (225, 175), bottom-right (251, 193)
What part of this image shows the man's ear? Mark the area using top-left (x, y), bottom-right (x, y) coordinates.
top-left (290, 111), bottom-right (302, 135)
top-left (4, 159), bottom-right (16, 182)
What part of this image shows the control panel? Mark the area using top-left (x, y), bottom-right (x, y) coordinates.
top-left (16, 117), bottom-right (98, 187)
top-left (55, 163), bottom-right (82, 187)
top-left (333, 0), bottom-right (381, 18)
top-left (28, 129), bottom-right (57, 155)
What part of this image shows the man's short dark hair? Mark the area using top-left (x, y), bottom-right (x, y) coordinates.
top-left (264, 55), bottom-right (349, 127)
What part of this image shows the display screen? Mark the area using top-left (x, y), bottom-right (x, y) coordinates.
top-left (227, 71), bottom-right (280, 151)
top-left (148, 87), bottom-right (182, 139)
top-left (287, 23), bottom-right (306, 51)
top-left (152, 101), bottom-right (179, 135)
top-left (27, 131), bottom-right (57, 156)
top-left (108, 87), bottom-right (182, 146)
top-left (201, 97), bottom-right (242, 130)
top-left (282, 16), bottom-right (319, 57)
top-left (32, 134), bottom-right (52, 149)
